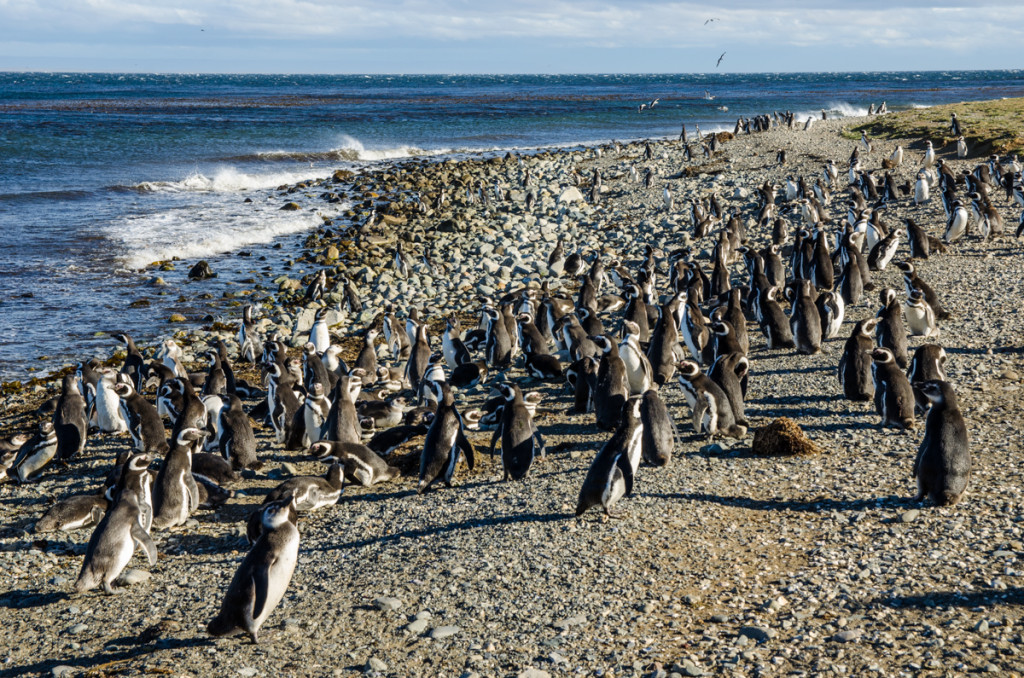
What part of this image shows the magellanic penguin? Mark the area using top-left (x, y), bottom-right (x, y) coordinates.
top-left (708, 352), bottom-right (749, 430)
top-left (838, 318), bottom-right (879, 401)
top-left (909, 343), bottom-right (947, 414)
top-left (896, 261), bottom-right (950, 320)
top-left (219, 395), bottom-right (260, 471)
top-left (945, 199), bottom-right (969, 244)
top-left (75, 454), bottom-right (157, 595)
top-left (310, 441), bottom-right (400, 487)
top-left (639, 388), bottom-right (676, 467)
top-left (209, 496), bottom-right (300, 643)
top-left (418, 382), bottom-right (475, 493)
top-left (876, 288), bottom-right (909, 370)
top-left (913, 381), bottom-right (971, 506)
top-left (246, 463), bottom-right (342, 544)
top-left (871, 348), bottom-right (916, 430)
top-left (816, 290), bottom-right (845, 340)
top-left (238, 305), bottom-right (259, 363)
top-left (151, 428), bottom-right (203, 530)
top-left (575, 398), bottom-right (641, 518)
top-left (676, 361), bottom-right (747, 439)
top-left (592, 335), bottom-right (629, 431)
top-left (618, 320), bottom-right (653, 395)
top-left (904, 289), bottom-right (940, 338)
top-left (788, 280), bottom-right (822, 355)
top-left (35, 490), bottom-right (109, 533)
top-left (94, 368), bottom-right (129, 434)
top-left (12, 420), bottom-right (59, 482)
top-left (309, 307), bottom-right (330, 355)
top-left (113, 382), bottom-right (166, 454)
top-left (115, 333), bottom-right (146, 391)
top-left (758, 286), bottom-right (795, 349)
top-left (488, 383), bottom-right (545, 481)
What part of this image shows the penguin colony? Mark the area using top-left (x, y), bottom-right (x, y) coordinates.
top-left (3, 105), bottom-right (1020, 645)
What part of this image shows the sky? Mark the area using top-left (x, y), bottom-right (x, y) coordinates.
top-left (1, 1), bottom-right (1022, 74)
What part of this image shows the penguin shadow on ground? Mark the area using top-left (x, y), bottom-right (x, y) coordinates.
top-left (798, 419), bottom-right (885, 433)
top-left (648, 490), bottom-right (920, 515)
top-left (745, 405), bottom-right (842, 420)
top-left (0, 588), bottom-right (70, 610)
top-left (2, 636), bottom-right (212, 678)
top-left (160, 529), bottom-right (246, 557)
top-left (755, 364), bottom-right (833, 377)
top-left (317, 510), bottom-right (568, 553)
top-left (873, 587), bottom-right (1024, 611)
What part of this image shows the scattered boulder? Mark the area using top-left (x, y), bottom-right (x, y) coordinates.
top-left (751, 417), bottom-right (822, 456)
top-left (280, 202), bottom-right (302, 211)
top-left (188, 260), bottom-right (215, 280)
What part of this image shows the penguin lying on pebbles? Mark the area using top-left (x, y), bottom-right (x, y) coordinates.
top-left (246, 463), bottom-right (343, 544)
top-left (310, 441), bottom-right (400, 487)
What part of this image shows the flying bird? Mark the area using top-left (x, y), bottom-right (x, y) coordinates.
top-left (716, 52), bottom-right (726, 68)
top-left (704, 18), bottom-right (719, 25)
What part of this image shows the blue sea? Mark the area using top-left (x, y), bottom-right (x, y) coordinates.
top-left (1, 71), bottom-right (1023, 381)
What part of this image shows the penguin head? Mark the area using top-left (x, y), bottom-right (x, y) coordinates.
top-left (591, 335), bottom-right (613, 353)
top-left (111, 382), bottom-right (135, 399)
top-left (913, 380), bottom-right (954, 407)
top-left (880, 288), bottom-right (898, 307)
top-left (314, 307), bottom-right (328, 321)
top-left (870, 347), bottom-right (895, 364)
top-left (894, 260), bottom-right (914, 274)
top-left (856, 318), bottom-right (880, 335)
top-left (496, 383), bottom-right (517, 402)
top-left (676, 360), bottom-right (701, 380)
top-left (261, 497), bottom-right (297, 530)
top-left (908, 289), bottom-right (927, 306)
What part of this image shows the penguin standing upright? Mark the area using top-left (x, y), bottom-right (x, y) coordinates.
top-left (238, 305), bottom-right (259, 363)
top-left (876, 288), bottom-right (909, 369)
top-left (592, 335), bottom-right (629, 431)
top-left (116, 333), bottom-right (146, 391)
top-left (618, 320), bottom-right (653, 395)
top-left (489, 383), bottom-right (545, 481)
top-left (576, 398), bottom-right (641, 518)
top-left (75, 454), bottom-right (157, 595)
top-left (53, 374), bottom-right (87, 462)
top-left (838, 318), bottom-right (878, 401)
top-left (788, 280), bottom-right (822, 355)
top-left (208, 496), bottom-right (300, 643)
top-left (676, 361), bottom-right (746, 439)
top-left (95, 368), bottom-right (129, 434)
top-left (152, 428), bottom-right (202, 530)
top-left (913, 381), bottom-right (971, 506)
top-left (639, 388), bottom-right (676, 467)
top-left (405, 322), bottom-right (432, 392)
top-left (219, 395), bottom-right (259, 470)
top-left (871, 348), bottom-right (916, 430)
top-left (113, 382), bottom-right (166, 454)
top-left (309, 308), bottom-right (331, 355)
top-left (904, 289), bottom-right (940, 338)
top-left (758, 286), bottom-right (795, 349)
top-left (418, 383), bottom-right (475, 493)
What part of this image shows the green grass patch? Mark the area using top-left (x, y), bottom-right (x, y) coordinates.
top-left (843, 97), bottom-right (1024, 158)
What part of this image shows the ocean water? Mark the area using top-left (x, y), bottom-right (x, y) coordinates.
top-left (2, 71), bottom-right (1023, 381)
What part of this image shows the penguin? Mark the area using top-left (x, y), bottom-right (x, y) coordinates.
top-left (265, 362), bottom-right (301, 445)
top-left (94, 368), bottom-right (129, 434)
top-left (219, 395), bottom-right (259, 470)
top-left (908, 343), bottom-right (948, 414)
top-left (809, 229), bottom-right (834, 292)
top-left (523, 350), bottom-right (562, 382)
top-left (904, 217), bottom-right (931, 259)
top-left (238, 305), bottom-right (259, 363)
top-left (382, 312), bottom-right (411, 361)
top-left (876, 288), bottom-right (909, 370)
top-left (192, 451), bottom-right (240, 487)
top-left (945, 200), bottom-right (969, 244)
top-left (896, 261), bottom-right (949, 320)
top-left (451, 359), bottom-right (490, 389)
top-left (325, 370), bottom-right (363, 445)
top-left (837, 256), bottom-right (863, 307)
top-left (115, 333), bottom-right (146, 391)
top-left (639, 388), bottom-right (676, 467)
top-left (592, 335), bottom-right (629, 431)
top-left (195, 475), bottom-right (234, 510)
top-left (618, 320), bottom-right (653, 395)
top-left (548, 236), bottom-right (566, 275)
top-left (11, 421), bottom-right (58, 482)
top-left (310, 441), bottom-right (400, 487)
top-left (208, 496), bottom-right (299, 643)
top-left (152, 428), bottom-right (203, 530)
top-left (309, 307), bottom-right (330, 355)
top-left (708, 352), bottom-right (749, 429)
top-left (575, 398), bottom-right (640, 518)
top-left (788, 280), bottom-right (822, 355)
top-left (647, 295), bottom-right (682, 385)
top-left (304, 269), bottom-right (327, 302)
top-left (418, 382), bottom-right (475, 493)
top-left (905, 289), bottom-right (940, 338)
top-left (913, 381), bottom-right (971, 506)
top-left (338, 276), bottom-right (364, 313)
top-left (871, 347), bottom-right (916, 430)
top-left (367, 423), bottom-right (428, 456)
top-left (254, 463), bottom-right (342, 516)
top-left (758, 286), bottom-right (795, 350)
top-left (441, 316), bottom-right (472, 369)
top-left (110, 381), bottom-right (166, 454)
top-left (676, 360), bottom-right (746, 439)
top-left (488, 383), bottom-right (545, 481)
top-left (54, 374), bottom-right (88, 462)
top-left (816, 290), bottom-right (845, 340)
top-left (35, 491), bottom-right (109, 533)
top-left (302, 382), bottom-right (332, 445)
top-left (569, 356), bottom-right (598, 414)
top-left (405, 321), bottom-right (432, 392)
top-left (913, 171), bottom-right (930, 205)
top-left (867, 229), bottom-right (900, 271)
top-left (838, 318), bottom-right (878, 402)
top-left (563, 249), bottom-right (584, 278)
top-left (75, 454), bottom-right (157, 595)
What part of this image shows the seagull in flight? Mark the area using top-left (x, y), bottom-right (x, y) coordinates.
top-left (704, 18), bottom-right (719, 25)
top-left (716, 52), bottom-right (726, 68)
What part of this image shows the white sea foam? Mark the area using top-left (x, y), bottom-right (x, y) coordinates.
top-left (110, 196), bottom-right (347, 269)
top-left (130, 166), bottom-right (334, 194)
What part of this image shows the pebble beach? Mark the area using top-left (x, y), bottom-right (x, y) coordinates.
top-left (3, 104), bottom-right (1024, 678)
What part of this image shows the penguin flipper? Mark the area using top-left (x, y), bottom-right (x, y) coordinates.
top-left (617, 453), bottom-right (634, 497)
top-left (251, 559), bottom-right (273, 621)
top-left (488, 423), bottom-right (501, 457)
top-left (691, 396), bottom-right (709, 435)
top-left (131, 520), bottom-right (158, 566)
top-left (457, 429), bottom-right (476, 471)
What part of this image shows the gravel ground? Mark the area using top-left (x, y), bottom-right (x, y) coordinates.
top-left (2, 113), bottom-right (1024, 678)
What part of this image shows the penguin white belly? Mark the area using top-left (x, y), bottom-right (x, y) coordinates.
top-left (349, 457), bottom-right (376, 486)
top-left (601, 466), bottom-right (626, 509)
top-left (914, 180), bottom-right (928, 204)
top-left (251, 533), bottom-right (299, 629)
top-left (96, 384), bottom-right (128, 433)
top-left (16, 442), bottom-right (57, 482)
top-left (310, 323), bottom-right (330, 354)
top-left (626, 426), bottom-right (643, 475)
top-left (620, 345), bottom-right (650, 395)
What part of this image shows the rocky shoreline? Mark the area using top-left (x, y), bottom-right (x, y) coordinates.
top-left (4, 108), bottom-right (1024, 678)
